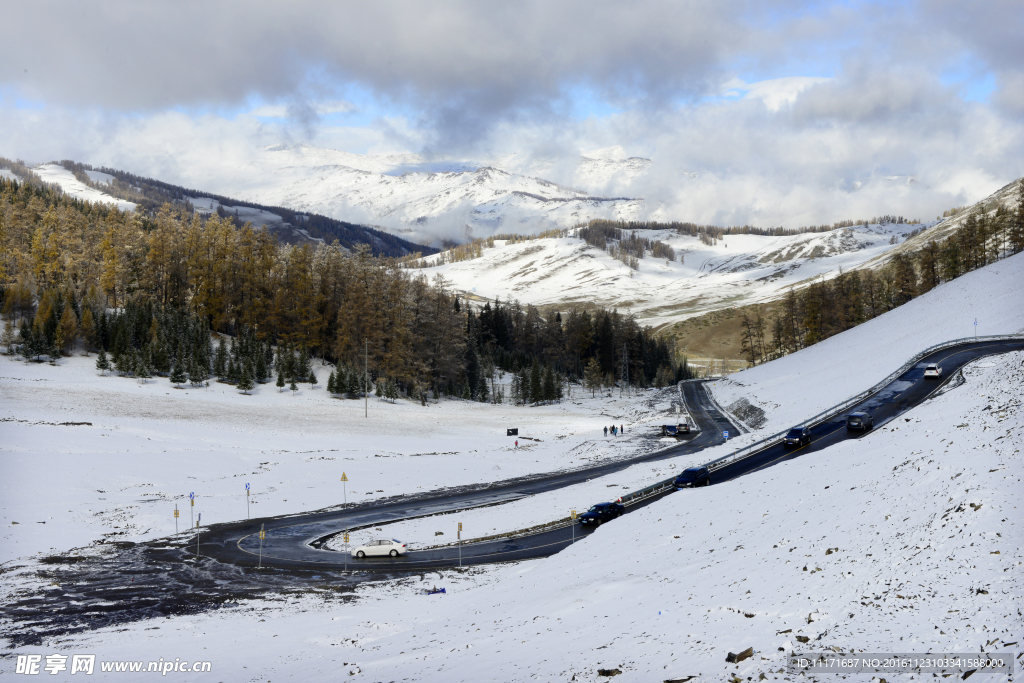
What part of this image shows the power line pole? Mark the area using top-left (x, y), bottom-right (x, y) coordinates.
top-left (364, 340), bottom-right (369, 418)
top-left (620, 343), bottom-right (629, 397)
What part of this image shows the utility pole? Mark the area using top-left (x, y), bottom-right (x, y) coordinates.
top-left (620, 343), bottom-right (629, 397)
top-left (364, 340), bottom-right (368, 418)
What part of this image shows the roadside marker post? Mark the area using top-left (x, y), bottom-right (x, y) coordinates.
top-left (196, 513), bottom-right (201, 558)
top-left (343, 531), bottom-right (350, 573)
top-left (570, 510), bottom-right (577, 545)
top-left (246, 483), bottom-right (250, 519)
top-left (258, 523), bottom-right (265, 570)
top-left (189, 492), bottom-right (194, 530)
top-left (340, 473), bottom-right (348, 505)
top-left (174, 505), bottom-right (179, 534)
top-left (458, 522), bottom-right (462, 568)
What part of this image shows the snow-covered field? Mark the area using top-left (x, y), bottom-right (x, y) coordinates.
top-left (420, 221), bottom-right (925, 329)
top-left (3, 347), bottom-right (1019, 681)
top-left (710, 252), bottom-right (1024, 443)
top-left (30, 164), bottom-right (136, 212)
top-left (0, 354), bottom-right (682, 564)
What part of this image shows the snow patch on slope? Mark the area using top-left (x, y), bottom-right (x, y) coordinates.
top-left (31, 164), bottom-right (136, 212)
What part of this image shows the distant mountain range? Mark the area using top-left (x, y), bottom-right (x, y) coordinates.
top-left (221, 144), bottom-right (651, 246)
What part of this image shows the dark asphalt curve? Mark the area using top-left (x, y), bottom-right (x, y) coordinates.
top-left (199, 380), bottom-right (729, 571)
top-left (205, 338), bottom-right (1023, 572)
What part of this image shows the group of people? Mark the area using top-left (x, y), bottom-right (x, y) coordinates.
top-left (603, 425), bottom-right (625, 436)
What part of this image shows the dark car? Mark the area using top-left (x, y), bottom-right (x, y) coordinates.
top-left (846, 411), bottom-right (874, 431)
top-left (784, 427), bottom-right (811, 447)
top-left (678, 422), bottom-right (691, 434)
top-left (673, 467), bottom-right (710, 488)
top-left (579, 502), bottom-right (625, 526)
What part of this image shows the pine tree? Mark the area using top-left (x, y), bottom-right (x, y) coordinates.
top-left (227, 357), bottom-right (238, 384)
top-left (214, 338), bottom-right (227, 377)
top-left (96, 348), bottom-right (110, 375)
top-left (309, 369), bottom-right (318, 388)
top-left (79, 307), bottom-right (97, 352)
top-left (375, 378), bottom-right (383, 398)
top-left (237, 363), bottom-right (255, 394)
top-left (255, 354), bottom-right (267, 383)
top-left (276, 369), bottom-right (286, 392)
top-left (477, 372), bottom-right (489, 403)
top-left (170, 361), bottom-right (187, 387)
top-left (289, 377), bottom-right (298, 394)
top-left (541, 365), bottom-right (555, 402)
top-left (137, 354), bottom-right (151, 382)
top-left (529, 359), bottom-right (542, 404)
top-left (299, 346), bottom-right (310, 378)
top-left (327, 370), bottom-right (336, 394)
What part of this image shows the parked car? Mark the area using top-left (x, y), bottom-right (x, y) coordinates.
top-left (784, 427), bottom-right (812, 447)
top-left (351, 539), bottom-right (407, 558)
top-left (678, 422), bottom-right (691, 434)
top-left (923, 364), bottom-right (943, 379)
top-left (673, 467), bottom-right (711, 488)
top-left (846, 411), bottom-right (874, 431)
top-left (579, 502), bottom-right (625, 526)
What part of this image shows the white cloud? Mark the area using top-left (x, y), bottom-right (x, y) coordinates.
top-left (723, 76), bottom-right (833, 112)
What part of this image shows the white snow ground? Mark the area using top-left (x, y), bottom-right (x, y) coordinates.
top-left (709, 252), bottom-right (1024, 445)
top-left (2, 250), bottom-right (1022, 680)
top-left (30, 164), bottom-right (136, 212)
top-left (0, 356), bottom-right (675, 564)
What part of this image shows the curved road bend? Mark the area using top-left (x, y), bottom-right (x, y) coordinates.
top-left (200, 380), bottom-right (730, 570)
top-left (208, 337), bottom-right (1023, 571)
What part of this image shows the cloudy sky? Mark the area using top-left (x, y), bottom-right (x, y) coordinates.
top-left (2, 0), bottom-right (1022, 229)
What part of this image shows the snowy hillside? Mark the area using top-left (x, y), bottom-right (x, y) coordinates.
top-left (3, 327), bottom-right (1020, 680)
top-left (710, 252), bottom-right (1024, 443)
top-left (221, 144), bottom-right (647, 245)
top-left (420, 221), bottom-right (925, 329)
top-left (30, 164), bottom-right (137, 212)
top-left (862, 177), bottom-right (1023, 269)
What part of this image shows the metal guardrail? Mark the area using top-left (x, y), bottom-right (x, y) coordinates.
top-left (700, 334), bottom-right (1024, 474)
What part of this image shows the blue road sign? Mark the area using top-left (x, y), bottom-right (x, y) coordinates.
top-left (723, 430), bottom-right (729, 439)
top-left (245, 483), bottom-right (250, 491)
top-left (189, 492), bottom-right (194, 500)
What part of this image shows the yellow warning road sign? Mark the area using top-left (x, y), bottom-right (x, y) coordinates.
top-left (340, 473), bottom-right (348, 482)
top-left (174, 509), bottom-right (179, 518)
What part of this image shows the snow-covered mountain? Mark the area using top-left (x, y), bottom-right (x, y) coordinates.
top-left (226, 144), bottom-right (649, 245)
top-left (419, 221), bottom-right (926, 329)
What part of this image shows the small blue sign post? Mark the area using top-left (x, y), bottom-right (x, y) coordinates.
top-left (723, 430), bottom-right (729, 440)
top-left (974, 318), bottom-right (977, 340)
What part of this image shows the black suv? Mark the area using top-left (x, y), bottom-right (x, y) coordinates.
top-left (846, 411), bottom-right (874, 431)
top-left (579, 502), bottom-right (625, 526)
top-left (673, 467), bottom-right (710, 488)
top-left (784, 427), bottom-right (811, 447)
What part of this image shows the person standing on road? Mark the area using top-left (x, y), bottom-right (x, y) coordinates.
top-left (515, 440), bottom-right (519, 449)
top-left (621, 424), bottom-right (624, 434)
top-left (604, 426), bottom-right (608, 437)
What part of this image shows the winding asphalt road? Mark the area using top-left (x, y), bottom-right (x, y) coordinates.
top-left (200, 338), bottom-right (1024, 572)
top-left (5, 339), bottom-right (1020, 646)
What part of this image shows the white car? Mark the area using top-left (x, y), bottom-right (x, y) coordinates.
top-left (351, 539), bottom-right (407, 558)
top-left (923, 364), bottom-right (942, 379)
